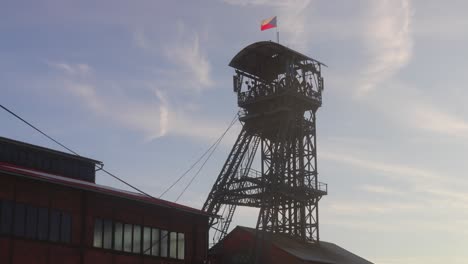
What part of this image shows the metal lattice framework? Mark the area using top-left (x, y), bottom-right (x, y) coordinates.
top-left (203, 41), bottom-right (327, 249)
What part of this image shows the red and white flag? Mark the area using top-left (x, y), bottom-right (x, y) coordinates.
top-left (260, 16), bottom-right (277, 31)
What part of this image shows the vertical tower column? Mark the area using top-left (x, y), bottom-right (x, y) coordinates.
top-left (203, 41), bottom-right (327, 251)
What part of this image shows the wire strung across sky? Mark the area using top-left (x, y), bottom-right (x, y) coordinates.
top-left (159, 113), bottom-right (238, 200)
top-left (0, 103), bottom-right (157, 199)
top-left (174, 114), bottom-right (238, 202)
top-left (0, 103), bottom-right (238, 203)
top-left (1, 102), bottom-right (240, 255)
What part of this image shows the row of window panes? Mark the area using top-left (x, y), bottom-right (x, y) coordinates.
top-left (0, 199), bottom-right (71, 243)
top-left (93, 218), bottom-right (184, 260)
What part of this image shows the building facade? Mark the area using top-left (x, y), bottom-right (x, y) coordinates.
top-left (0, 137), bottom-right (209, 264)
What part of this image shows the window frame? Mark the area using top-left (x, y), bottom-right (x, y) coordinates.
top-left (0, 199), bottom-right (72, 244)
top-left (102, 219), bottom-right (113, 249)
top-left (123, 222), bottom-right (133, 253)
top-left (14, 203), bottom-right (26, 237)
top-left (113, 221), bottom-right (123, 251)
top-left (0, 200), bottom-right (14, 235)
top-left (90, 217), bottom-right (186, 260)
top-left (177, 232), bottom-right (185, 260)
top-left (151, 228), bottom-right (160, 257)
top-left (93, 218), bottom-right (103, 248)
top-left (142, 226), bottom-right (152, 256)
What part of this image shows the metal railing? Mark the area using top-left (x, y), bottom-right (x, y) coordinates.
top-left (237, 81), bottom-right (322, 106)
top-left (237, 167), bottom-right (328, 194)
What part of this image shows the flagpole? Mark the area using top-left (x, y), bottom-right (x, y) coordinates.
top-left (276, 27), bottom-right (279, 43)
top-left (276, 18), bottom-right (279, 43)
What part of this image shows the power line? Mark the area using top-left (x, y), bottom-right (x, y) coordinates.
top-left (159, 113), bottom-right (238, 199)
top-left (0, 104), bottom-right (79, 156)
top-left (174, 115), bottom-right (237, 202)
top-left (1, 103), bottom-right (238, 203)
top-left (0, 103), bottom-right (156, 199)
top-left (1, 102), bottom-right (238, 256)
top-left (145, 113), bottom-right (237, 254)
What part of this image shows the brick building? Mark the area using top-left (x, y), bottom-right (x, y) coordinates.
top-left (0, 136), bottom-right (209, 264)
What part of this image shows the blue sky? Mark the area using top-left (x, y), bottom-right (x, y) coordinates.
top-left (1, 1), bottom-right (468, 263)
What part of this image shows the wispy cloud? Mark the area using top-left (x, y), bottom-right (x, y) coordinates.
top-left (163, 32), bottom-right (214, 90)
top-left (46, 61), bottom-right (92, 76)
top-left (50, 62), bottom-right (169, 140)
top-left (45, 19), bottom-right (228, 143)
top-left (49, 62), bottom-right (231, 142)
top-left (63, 80), bottom-right (169, 141)
top-left (357, 0), bottom-right (413, 96)
top-left (364, 81), bottom-right (468, 138)
top-left (134, 23), bottom-right (214, 91)
top-left (321, 150), bottom-right (440, 183)
top-left (327, 200), bottom-right (420, 215)
top-left (359, 184), bottom-right (407, 196)
top-left (322, 148), bottom-right (468, 223)
top-left (408, 102), bottom-right (468, 137)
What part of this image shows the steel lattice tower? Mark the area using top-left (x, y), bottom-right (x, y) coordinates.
top-left (203, 42), bottom-right (327, 249)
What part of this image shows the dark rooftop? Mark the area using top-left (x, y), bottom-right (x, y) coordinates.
top-left (0, 136), bottom-right (101, 165)
top-left (227, 226), bottom-right (373, 264)
top-left (229, 41), bottom-right (326, 82)
top-left (0, 136), bottom-right (101, 182)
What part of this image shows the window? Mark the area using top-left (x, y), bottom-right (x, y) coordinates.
top-left (177, 233), bottom-right (185, 260)
top-left (90, 217), bottom-right (185, 260)
top-left (103, 220), bottom-right (113, 249)
top-left (49, 210), bottom-right (61, 242)
top-left (14, 203), bottom-right (26, 236)
top-left (170, 232), bottom-right (177, 258)
top-left (61, 212), bottom-right (72, 243)
top-left (123, 223), bottom-right (132, 252)
top-left (93, 218), bottom-right (103, 248)
top-left (151, 228), bottom-right (160, 256)
top-left (25, 205), bottom-right (38, 239)
top-left (0, 200), bottom-right (71, 244)
top-left (37, 207), bottom-right (48, 240)
top-left (133, 225), bottom-right (141, 254)
top-left (143, 227), bottom-right (151, 255)
top-left (160, 230), bottom-right (168, 257)
top-left (114, 222), bottom-right (123, 251)
top-left (0, 200), bottom-right (13, 235)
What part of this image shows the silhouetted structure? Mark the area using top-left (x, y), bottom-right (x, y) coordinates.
top-left (210, 226), bottom-right (373, 264)
top-left (0, 137), bottom-right (209, 264)
top-left (203, 41), bottom-right (327, 248)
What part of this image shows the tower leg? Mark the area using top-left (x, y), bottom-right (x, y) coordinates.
top-left (203, 126), bottom-right (259, 243)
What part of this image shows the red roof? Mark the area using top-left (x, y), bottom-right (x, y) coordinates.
top-left (0, 162), bottom-right (209, 217)
top-left (213, 226), bottom-right (373, 264)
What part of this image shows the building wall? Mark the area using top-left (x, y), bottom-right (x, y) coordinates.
top-left (0, 172), bottom-right (208, 264)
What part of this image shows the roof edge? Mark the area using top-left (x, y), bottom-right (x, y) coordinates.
top-left (0, 162), bottom-right (211, 217)
top-left (0, 136), bottom-right (102, 165)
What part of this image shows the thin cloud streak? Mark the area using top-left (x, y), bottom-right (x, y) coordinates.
top-left (163, 33), bottom-right (214, 90)
top-left (46, 61), bottom-right (92, 76)
top-left (49, 62), bottom-right (229, 142)
top-left (134, 24), bottom-right (214, 92)
top-left (63, 80), bottom-right (167, 140)
top-left (321, 150), bottom-right (440, 183)
top-left (46, 19), bottom-right (227, 143)
top-left (357, 0), bottom-right (413, 96)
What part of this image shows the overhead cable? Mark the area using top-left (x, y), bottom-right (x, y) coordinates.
top-left (159, 112), bottom-right (238, 199)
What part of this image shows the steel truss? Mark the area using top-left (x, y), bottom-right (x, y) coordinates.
top-left (203, 42), bottom-right (327, 254)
